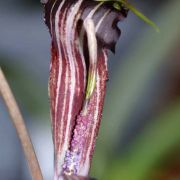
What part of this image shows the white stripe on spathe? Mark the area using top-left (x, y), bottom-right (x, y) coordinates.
top-left (95, 9), bottom-right (111, 32)
top-left (53, 0), bottom-right (65, 156)
top-left (59, 0), bottom-right (84, 175)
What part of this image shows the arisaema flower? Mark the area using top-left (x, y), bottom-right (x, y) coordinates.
top-left (42, 0), bottom-right (127, 179)
top-left (42, 0), bottom-right (158, 179)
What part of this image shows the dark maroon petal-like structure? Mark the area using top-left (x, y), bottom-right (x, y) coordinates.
top-left (43, 0), bottom-right (127, 179)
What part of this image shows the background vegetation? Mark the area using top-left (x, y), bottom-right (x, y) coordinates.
top-left (0, 0), bottom-right (180, 179)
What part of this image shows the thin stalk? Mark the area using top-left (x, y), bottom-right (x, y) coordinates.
top-left (0, 67), bottom-right (43, 180)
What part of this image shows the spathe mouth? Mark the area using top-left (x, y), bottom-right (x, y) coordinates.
top-left (43, 0), bottom-right (127, 178)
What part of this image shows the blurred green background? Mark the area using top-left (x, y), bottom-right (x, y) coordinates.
top-left (0, 0), bottom-right (180, 180)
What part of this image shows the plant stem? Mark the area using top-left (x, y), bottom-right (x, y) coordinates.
top-left (0, 67), bottom-right (43, 180)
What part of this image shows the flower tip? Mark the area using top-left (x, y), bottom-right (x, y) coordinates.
top-left (59, 175), bottom-right (96, 180)
top-left (110, 43), bottom-right (116, 54)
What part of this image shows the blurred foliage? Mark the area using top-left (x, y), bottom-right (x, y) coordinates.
top-left (103, 100), bottom-right (180, 180)
top-left (0, 56), bottom-right (49, 117)
top-left (91, 0), bottom-right (180, 179)
top-left (0, 0), bottom-right (180, 179)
